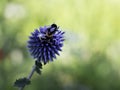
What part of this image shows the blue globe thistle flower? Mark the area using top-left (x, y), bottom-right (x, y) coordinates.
top-left (28, 24), bottom-right (65, 64)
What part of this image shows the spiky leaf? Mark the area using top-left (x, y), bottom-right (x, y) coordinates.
top-left (35, 61), bottom-right (42, 69)
top-left (14, 77), bottom-right (31, 87)
top-left (35, 66), bottom-right (41, 75)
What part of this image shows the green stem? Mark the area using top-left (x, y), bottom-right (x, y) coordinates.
top-left (19, 65), bottom-right (36, 90)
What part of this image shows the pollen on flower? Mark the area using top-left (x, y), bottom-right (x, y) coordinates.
top-left (27, 24), bottom-right (65, 64)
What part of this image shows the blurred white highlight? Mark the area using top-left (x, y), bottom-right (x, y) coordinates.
top-left (4, 3), bottom-right (26, 19)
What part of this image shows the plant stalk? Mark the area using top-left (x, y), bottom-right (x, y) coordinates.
top-left (19, 65), bottom-right (36, 90)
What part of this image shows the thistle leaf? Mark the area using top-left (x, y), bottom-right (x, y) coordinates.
top-left (35, 61), bottom-right (42, 69)
top-left (35, 66), bottom-right (41, 75)
top-left (14, 77), bottom-right (31, 87)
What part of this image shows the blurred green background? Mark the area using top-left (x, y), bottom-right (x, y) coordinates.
top-left (0, 0), bottom-right (120, 90)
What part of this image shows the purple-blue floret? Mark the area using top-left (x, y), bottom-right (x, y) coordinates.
top-left (27, 24), bottom-right (65, 64)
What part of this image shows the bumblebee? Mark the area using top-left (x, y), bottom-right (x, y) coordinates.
top-left (38, 24), bottom-right (59, 41)
top-left (46, 23), bottom-right (59, 37)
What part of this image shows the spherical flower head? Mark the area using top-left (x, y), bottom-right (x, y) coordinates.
top-left (28, 24), bottom-right (65, 64)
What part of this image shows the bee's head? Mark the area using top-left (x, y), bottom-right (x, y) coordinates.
top-left (51, 24), bottom-right (57, 28)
